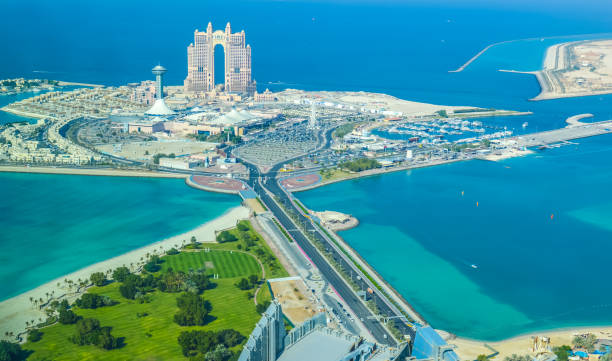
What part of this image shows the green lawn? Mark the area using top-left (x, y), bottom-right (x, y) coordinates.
top-left (184, 220), bottom-right (289, 280)
top-left (160, 250), bottom-right (261, 279)
top-left (23, 220), bottom-right (288, 361)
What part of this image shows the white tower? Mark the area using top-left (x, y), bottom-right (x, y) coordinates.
top-left (152, 65), bottom-right (167, 99)
top-left (146, 65), bottom-right (175, 116)
top-left (308, 102), bottom-right (317, 129)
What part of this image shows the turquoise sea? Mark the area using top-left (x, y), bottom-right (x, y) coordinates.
top-left (1, 0), bottom-right (612, 340)
top-left (0, 173), bottom-right (238, 301)
top-left (299, 134), bottom-right (612, 340)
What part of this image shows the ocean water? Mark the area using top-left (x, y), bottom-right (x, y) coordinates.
top-left (0, 173), bottom-right (238, 301)
top-left (1, 0), bottom-right (612, 339)
top-left (298, 134), bottom-right (612, 340)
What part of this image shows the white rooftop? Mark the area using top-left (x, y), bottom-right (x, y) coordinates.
top-left (145, 99), bottom-right (174, 116)
top-left (213, 109), bottom-right (256, 125)
top-left (276, 329), bottom-right (353, 361)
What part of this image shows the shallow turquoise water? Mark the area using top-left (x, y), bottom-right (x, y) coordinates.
top-left (0, 173), bottom-right (239, 301)
top-left (298, 134), bottom-right (612, 340)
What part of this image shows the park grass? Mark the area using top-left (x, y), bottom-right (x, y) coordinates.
top-left (184, 220), bottom-right (289, 280)
top-left (160, 250), bottom-right (261, 279)
top-left (319, 168), bottom-right (353, 182)
top-left (24, 279), bottom-right (259, 361)
top-left (23, 220), bottom-right (288, 361)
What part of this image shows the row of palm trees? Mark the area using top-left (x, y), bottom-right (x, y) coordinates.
top-left (20, 242), bottom-right (189, 337)
top-left (4, 240), bottom-right (204, 342)
top-left (25, 242), bottom-right (189, 311)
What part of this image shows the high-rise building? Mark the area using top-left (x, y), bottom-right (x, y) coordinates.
top-left (184, 22), bottom-right (255, 94)
top-left (239, 300), bottom-right (286, 361)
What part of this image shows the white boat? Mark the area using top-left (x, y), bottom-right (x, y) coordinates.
top-left (471, 264), bottom-right (478, 269)
top-left (522, 122), bottom-right (528, 128)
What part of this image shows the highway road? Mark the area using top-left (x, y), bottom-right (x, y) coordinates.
top-left (244, 160), bottom-right (396, 345)
top-left (228, 125), bottom-right (415, 346)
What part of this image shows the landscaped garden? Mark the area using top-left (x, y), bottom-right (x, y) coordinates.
top-left (14, 220), bottom-right (288, 361)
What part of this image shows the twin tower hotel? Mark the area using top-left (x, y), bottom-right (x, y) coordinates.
top-left (184, 22), bottom-right (256, 94)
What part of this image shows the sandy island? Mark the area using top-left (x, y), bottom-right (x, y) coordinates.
top-left (0, 205), bottom-right (250, 342)
top-left (501, 39), bottom-right (612, 101)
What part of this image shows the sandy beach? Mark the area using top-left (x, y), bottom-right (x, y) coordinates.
top-left (0, 205), bottom-right (250, 342)
top-left (441, 326), bottom-right (612, 360)
top-left (0, 165), bottom-right (187, 178)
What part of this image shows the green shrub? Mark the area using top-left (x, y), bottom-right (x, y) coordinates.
top-left (90, 272), bottom-right (107, 287)
top-left (173, 292), bottom-right (212, 326)
top-left (112, 267), bottom-right (130, 282)
top-left (119, 283), bottom-right (137, 300)
top-left (0, 341), bottom-right (26, 361)
top-left (75, 293), bottom-right (114, 309)
top-left (58, 309), bottom-right (79, 324)
top-left (28, 329), bottom-right (43, 342)
top-left (70, 318), bottom-right (120, 350)
top-left (217, 231), bottom-right (238, 243)
top-left (256, 300), bottom-right (271, 314)
top-left (235, 278), bottom-right (251, 291)
top-left (166, 248), bottom-right (180, 255)
top-left (338, 158), bottom-right (381, 172)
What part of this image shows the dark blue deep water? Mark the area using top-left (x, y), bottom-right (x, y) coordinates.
top-left (1, 0), bottom-right (612, 340)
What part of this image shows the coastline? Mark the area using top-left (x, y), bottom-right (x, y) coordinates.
top-left (57, 81), bottom-right (104, 88)
top-left (0, 165), bottom-right (188, 178)
top-left (450, 32), bottom-right (612, 73)
top-left (0, 106), bottom-right (47, 120)
top-left (442, 326), bottom-right (612, 360)
top-left (0, 205), bottom-right (251, 342)
top-left (505, 39), bottom-right (612, 101)
top-left (291, 158), bottom-right (461, 193)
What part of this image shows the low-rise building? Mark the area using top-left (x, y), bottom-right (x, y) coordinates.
top-left (158, 157), bottom-right (200, 170)
top-left (128, 121), bottom-right (165, 134)
top-left (254, 89), bottom-right (277, 102)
